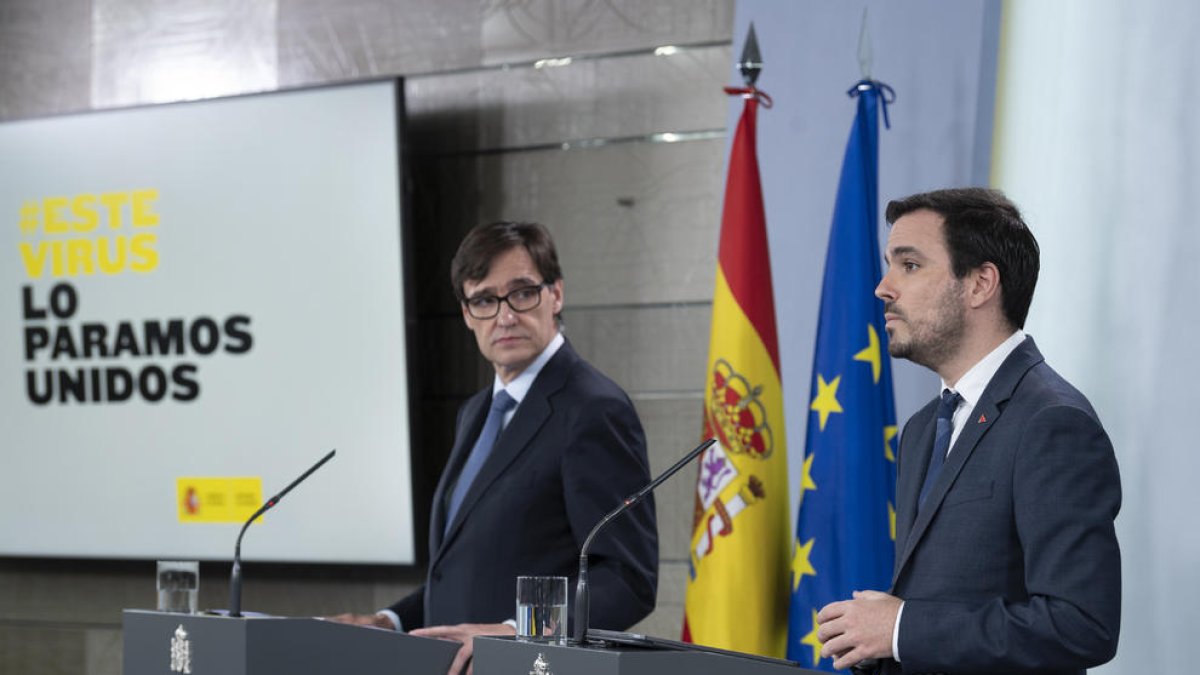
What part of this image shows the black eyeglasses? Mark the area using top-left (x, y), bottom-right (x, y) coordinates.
top-left (463, 282), bottom-right (550, 319)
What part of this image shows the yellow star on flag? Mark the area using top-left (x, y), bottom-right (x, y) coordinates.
top-left (800, 608), bottom-right (824, 667)
top-left (889, 500), bottom-right (897, 541)
top-left (883, 425), bottom-right (898, 462)
top-left (791, 537), bottom-right (816, 591)
top-left (809, 374), bottom-right (843, 431)
top-left (800, 453), bottom-right (818, 494)
top-left (853, 324), bottom-right (883, 383)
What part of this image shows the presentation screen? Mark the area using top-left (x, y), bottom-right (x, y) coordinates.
top-left (0, 80), bottom-right (415, 564)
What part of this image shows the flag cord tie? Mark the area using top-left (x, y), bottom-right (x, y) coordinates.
top-left (847, 79), bottom-right (896, 129)
top-left (723, 86), bottom-right (773, 109)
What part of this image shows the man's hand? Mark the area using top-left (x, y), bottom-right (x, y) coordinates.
top-left (324, 613), bottom-right (396, 629)
top-left (816, 590), bottom-right (902, 671)
top-left (411, 622), bottom-right (516, 675)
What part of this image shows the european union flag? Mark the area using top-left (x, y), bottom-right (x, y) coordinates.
top-left (787, 80), bottom-right (898, 670)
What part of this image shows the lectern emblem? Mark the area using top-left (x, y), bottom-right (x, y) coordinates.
top-left (170, 624), bottom-right (192, 674)
top-left (530, 651), bottom-right (553, 675)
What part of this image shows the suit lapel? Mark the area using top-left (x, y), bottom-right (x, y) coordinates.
top-left (434, 342), bottom-right (577, 560)
top-left (893, 406), bottom-right (936, 563)
top-left (893, 338), bottom-right (1045, 583)
top-left (429, 392), bottom-right (489, 556)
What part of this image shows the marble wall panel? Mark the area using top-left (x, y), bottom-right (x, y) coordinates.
top-left (408, 138), bottom-right (725, 314)
top-left (565, 303), bottom-right (711, 395)
top-left (0, 562), bottom-right (145, 625)
top-left (632, 395), bottom-right (704, 563)
top-left (0, 0), bottom-right (91, 121)
top-left (84, 627), bottom-right (122, 675)
top-left (481, 0), bottom-right (733, 64)
top-left (480, 139), bottom-right (725, 307)
top-left (629, 559), bottom-right (688, 637)
top-left (91, 0), bottom-right (278, 107)
top-left (277, 0), bottom-right (485, 87)
top-left (0, 624), bottom-right (84, 674)
top-left (406, 45), bottom-right (729, 152)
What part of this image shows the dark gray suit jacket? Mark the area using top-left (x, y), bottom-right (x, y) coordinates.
top-left (883, 337), bottom-right (1120, 675)
top-left (389, 340), bottom-right (658, 631)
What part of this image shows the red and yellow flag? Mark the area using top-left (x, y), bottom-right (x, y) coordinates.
top-left (682, 87), bottom-right (790, 657)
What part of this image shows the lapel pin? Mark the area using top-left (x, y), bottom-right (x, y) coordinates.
top-left (978, 414), bottom-right (987, 424)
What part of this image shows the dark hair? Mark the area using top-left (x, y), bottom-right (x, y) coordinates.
top-left (885, 187), bottom-right (1040, 329)
top-left (450, 221), bottom-right (563, 302)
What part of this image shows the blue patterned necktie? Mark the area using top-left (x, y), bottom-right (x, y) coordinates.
top-left (445, 389), bottom-right (516, 532)
top-left (918, 389), bottom-right (963, 509)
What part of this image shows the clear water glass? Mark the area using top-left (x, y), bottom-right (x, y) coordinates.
top-left (515, 575), bottom-right (567, 643)
top-left (156, 560), bottom-right (199, 613)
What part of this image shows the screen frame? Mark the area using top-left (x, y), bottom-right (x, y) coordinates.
top-left (0, 77), bottom-right (426, 570)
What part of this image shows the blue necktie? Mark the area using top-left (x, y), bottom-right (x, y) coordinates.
top-left (918, 389), bottom-right (962, 509)
top-left (445, 389), bottom-right (516, 532)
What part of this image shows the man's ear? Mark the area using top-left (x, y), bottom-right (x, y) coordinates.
top-left (549, 279), bottom-right (564, 315)
top-left (967, 262), bottom-right (1001, 310)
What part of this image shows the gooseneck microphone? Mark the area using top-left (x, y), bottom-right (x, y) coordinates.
top-left (228, 449), bottom-right (336, 617)
top-left (572, 438), bottom-right (716, 645)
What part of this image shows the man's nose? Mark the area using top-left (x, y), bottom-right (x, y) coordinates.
top-left (875, 274), bottom-right (895, 301)
top-left (496, 302), bottom-right (518, 325)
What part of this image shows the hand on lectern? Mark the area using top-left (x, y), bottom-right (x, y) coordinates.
top-left (410, 622), bottom-right (516, 675)
top-left (816, 589), bottom-right (902, 670)
top-left (325, 612), bottom-right (397, 630)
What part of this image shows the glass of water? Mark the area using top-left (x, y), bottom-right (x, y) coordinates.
top-left (156, 560), bottom-right (199, 614)
top-left (515, 575), bottom-right (567, 643)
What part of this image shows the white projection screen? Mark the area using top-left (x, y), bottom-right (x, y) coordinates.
top-left (0, 79), bottom-right (416, 564)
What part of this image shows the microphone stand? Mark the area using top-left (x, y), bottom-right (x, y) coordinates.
top-left (228, 449), bottom-right (336, 617)
top-left (571, 438), bottom-right (716, 645)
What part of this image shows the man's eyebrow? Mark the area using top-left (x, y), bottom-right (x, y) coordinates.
top-left (503, 276), bottom-right (540, 290)
top-left (466, 276), bottom-right (539, 299)
top-left (465, 283), bottom-right (498, 300)
top-left (885, 245), bottom-right (923, 261)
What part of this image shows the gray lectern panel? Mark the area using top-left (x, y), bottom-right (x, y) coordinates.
top-left (474, 636), bottom-right (817, 675)
top-left (123, 610), bottom-right (458, 675)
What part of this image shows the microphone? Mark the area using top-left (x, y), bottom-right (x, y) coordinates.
top-left (228, 449), bottom-right (336, 617)
top-left (571, 438), bottom-right (716, 644)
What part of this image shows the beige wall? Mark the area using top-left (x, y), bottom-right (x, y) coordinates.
top-left (0, 2), bottom-right (733, 672)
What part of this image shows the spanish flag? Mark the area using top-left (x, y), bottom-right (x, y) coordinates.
top-left (682, 85), bottom-right (790, 658)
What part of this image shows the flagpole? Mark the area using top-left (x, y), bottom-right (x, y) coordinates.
top-left (785, 66), bottom-right (899, 670)
top-left (682, 22), bottom-right (790, 659)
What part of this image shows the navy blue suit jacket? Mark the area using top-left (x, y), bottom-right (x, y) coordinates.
top-left (389, 340), bottom-right (658, 630)
top-left (883, 337), bottom-right (1120, 674)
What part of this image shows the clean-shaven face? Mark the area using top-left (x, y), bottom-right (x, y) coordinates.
top-left (461, 246), bottom-right (563, 383)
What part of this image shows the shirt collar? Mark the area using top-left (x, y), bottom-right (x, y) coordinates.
top-left (492, 331), bottom-right (565, 403)
top-left (942, 329), bottom-right (1027, 408)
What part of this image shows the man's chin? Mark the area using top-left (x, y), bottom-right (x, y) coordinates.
top-left (491, 352), bottom-right (535, 379)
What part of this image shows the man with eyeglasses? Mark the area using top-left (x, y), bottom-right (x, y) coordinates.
top-left (332, 221), bottom-right (658, 675)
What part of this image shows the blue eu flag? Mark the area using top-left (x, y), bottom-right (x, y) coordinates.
top-left (786, 80), bottom-right (898, 670)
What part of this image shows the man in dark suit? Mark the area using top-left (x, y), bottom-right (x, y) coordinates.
top-left (333, 221), bottom-right (657, 674)
top-left (815, 188), bottom-right (1121, 674)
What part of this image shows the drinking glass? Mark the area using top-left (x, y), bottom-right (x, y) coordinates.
top-left (515, 575), bottom-right (567, 643)
top-left (156, 560), bottom-right (199, 613)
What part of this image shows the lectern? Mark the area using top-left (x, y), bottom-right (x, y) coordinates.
top-left (123, 610), bottom-right (458, 675)
top-left (474, 632), bottom-right (820, 675)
